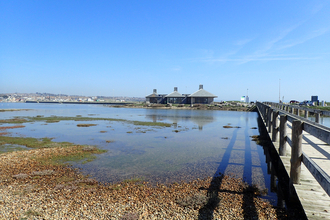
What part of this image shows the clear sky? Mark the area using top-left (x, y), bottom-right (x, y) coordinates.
top-left (1, 1), bottom-right (329, 102)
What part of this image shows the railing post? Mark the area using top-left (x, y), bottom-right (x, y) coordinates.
top-left (265, 107), bottom-right (269, 127)
top-left (268, 108), bottom-right (273, 133)
top-left (315, 112), bottom-right (320, 123)
top-left (279, 115), bottom-right (287, 156)
top-left (304, 110), bottom-right (308, 119)
top-left (290, 120), bottom-right (303, 184)
top-left (272, 111), bottom-right (279, 142)
top-left (297, 108), bottom-right (300, 116)
top-left (262, 104), bottom-right (266, 119)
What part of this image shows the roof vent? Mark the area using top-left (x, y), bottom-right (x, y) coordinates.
top-left (199, 84), bottom-right (203, 90)
top-left (153, 89), bottom-right (157, 94)
top-left (174, 87), bottom-right (178, 92)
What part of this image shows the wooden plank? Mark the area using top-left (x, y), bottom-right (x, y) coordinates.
top-left (303, 153), bottom-right (330, 197)
top-left (304, 123), bottom-right (330, 145)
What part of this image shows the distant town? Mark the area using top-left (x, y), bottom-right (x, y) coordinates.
top-left (0, 92), bottom-right (145, 103)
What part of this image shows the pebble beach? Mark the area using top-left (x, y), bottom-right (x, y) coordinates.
top-left (0, 146), bottom-right (298, 219)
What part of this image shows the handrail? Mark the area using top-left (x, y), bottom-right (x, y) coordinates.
top-left (264, 101), bottom-right (330, 117)
top-left (257, 101), bottom-right (330, 196)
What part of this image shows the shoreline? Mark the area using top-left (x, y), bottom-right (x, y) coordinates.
top-left (110, 103), bottom-right (256, 112)
top-left (0, 146), bottom-right (297, 219)
top-left (0, 103), bottom-right (306, 219)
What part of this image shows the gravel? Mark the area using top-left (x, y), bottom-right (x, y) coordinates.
top-left (0, 147), bottom-right (292, 219)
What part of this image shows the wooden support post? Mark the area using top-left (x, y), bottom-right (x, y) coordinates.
top-left (262, 105), bottom-right (265, 119)
top-left (277, 181), bottom-right (285, 208)
top-left (265, 107), bottom-right (269, 126)
top-left (304, 110), bottom-right (308, 119)
top-left (290, 120), bottom-right (303, 184)
top-left (315, 112), bottom-right (320, 123)
top-left (279, 115), bottom-right (287, 156)
top-left (268, 108), bottom-right (273, 133)
top-left (297, 109), bottom-right (300, 116)
top-left (272, 111), bottom-right (279, 142)
top-left (265, 148), bottom-right (271, 174)
top-left (271, 164), bottom-right (277, 192)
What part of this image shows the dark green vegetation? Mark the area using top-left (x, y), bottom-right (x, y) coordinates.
top-left (308, 105), bottom-right (330, 112)
top-left (77, 124), bottom-right (97, 127)
top-left (0, 109), bottom-right (31, 112)
top-left (0, 115), bottom-right (172, 127)
top-left (223, 125), bottom-right (241, 128)
top-left (0, 118), bottom-right (28, 123)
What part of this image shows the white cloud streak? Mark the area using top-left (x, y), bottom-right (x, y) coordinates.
top-left (196, 19), bottom-right (327, 64)
top-left (199, 56), bottom-right (319, 63)
top-left (234, 38), bottom-right (254, 46)
top-left (277, 27), bottom-right (329, 50)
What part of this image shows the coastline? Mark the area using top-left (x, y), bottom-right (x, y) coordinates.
top-left (0, 104), bottom-right (305, 219)
top-left (110, 103), bottom-right (256, 112)
top-left (0, 146), bottom-right (292, 219)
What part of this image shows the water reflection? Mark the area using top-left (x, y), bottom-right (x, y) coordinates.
top-left (145, 109), bottom-right (215, 130)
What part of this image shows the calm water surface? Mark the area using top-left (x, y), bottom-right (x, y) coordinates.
top-left (4, 102), bottom-right (327, 206)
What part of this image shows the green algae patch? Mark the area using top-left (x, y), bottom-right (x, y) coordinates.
top-left (0, 109), bottom-right (31, 112)
top-left (123, 177), bottom-right (144, 183)
top-left (131, 121), bottom-right (171, 127)
top-left (0, 136), bottom-right (71, 149)
top-left (0, 118), bottom-right (28, 124)
top-left (0, 144), bottom-right (29, 154)
top-left (0, 136), bottom-right (106, 164)
top-left (13, 116), bottom-right (172, 127)
top-left (39, 145), bottom-right (107, 166)
top-left (77, 124), bottom-right (98, 127)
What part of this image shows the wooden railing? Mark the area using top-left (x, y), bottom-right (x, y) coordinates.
top-left (256, 102), bottom-right (330, 196)
top-left (264, 101), bottom-right (330, 123)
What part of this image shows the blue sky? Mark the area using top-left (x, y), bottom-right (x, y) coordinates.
top-left (1, 1), bottom-right (329, 102)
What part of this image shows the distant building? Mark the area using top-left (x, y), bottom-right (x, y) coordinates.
top-left (145, 89), bottom-right (166, 104)
top-left (165, 87), bottom-right (185, 104)
top-left (311, 96), bottom-right (319, 105)
top-left (188, 84), bottom-right (217, 104)
top-left (246, 96), bottom-right (249, 103)
top-left (146, 85), bottom-right (217, 104)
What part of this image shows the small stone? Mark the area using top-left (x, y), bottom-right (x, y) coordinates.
top-left (12, 173), bottom-right (28, 179)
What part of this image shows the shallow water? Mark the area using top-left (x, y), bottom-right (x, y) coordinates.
top-left (0, 103), bottom-right (292, 204)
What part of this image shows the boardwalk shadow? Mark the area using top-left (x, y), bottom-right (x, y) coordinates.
top-left (197, 127), bottom-right (259, 219)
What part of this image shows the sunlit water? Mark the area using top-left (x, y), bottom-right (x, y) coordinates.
top-left (3, 102), bottom-right (328, 206)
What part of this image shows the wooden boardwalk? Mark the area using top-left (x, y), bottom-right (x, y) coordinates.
top-left (258, 102), bottom-right (330, 219)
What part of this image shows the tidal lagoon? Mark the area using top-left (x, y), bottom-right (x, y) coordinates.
top-left (0, 102), bottom-right (311, 219)
top-left (1, 104), bottom-right (273, 192)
